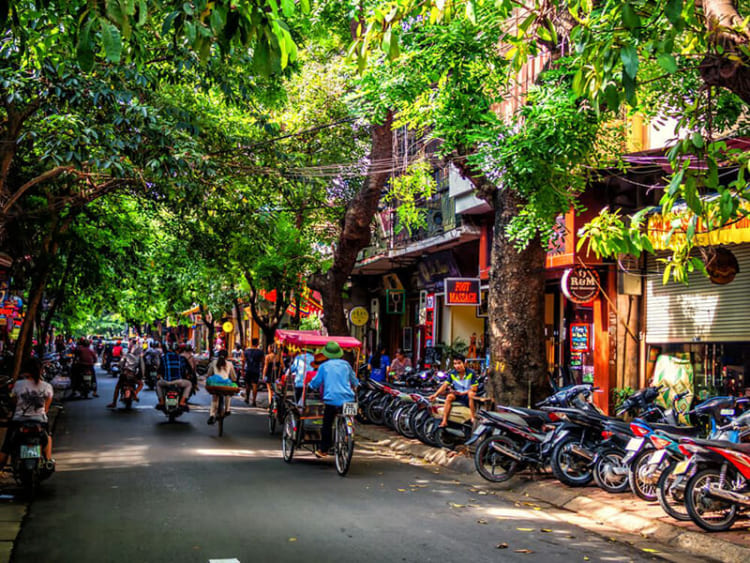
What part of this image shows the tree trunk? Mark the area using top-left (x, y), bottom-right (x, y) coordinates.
top-left (13, 264), bottom-right (52, 379)
top-left (486, 188), bottom-right (549, 406)
top-left (309, 112), bottom-right (394, 336)
top-left (233, 299), bottom-right (246, 349)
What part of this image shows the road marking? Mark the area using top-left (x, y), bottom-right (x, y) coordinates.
top-left (209, 559), bottom-right (240, 563)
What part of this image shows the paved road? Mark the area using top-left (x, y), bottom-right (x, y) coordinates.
top-left (12, 372), bottom-right (695, 562)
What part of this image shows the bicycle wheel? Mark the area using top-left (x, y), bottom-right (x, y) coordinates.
top-left (282, 412), bottom-right (297, 463)
top-left (268, 396), bottom-right (277, 435)
top-left (334, 416), bottom-right (354, 476)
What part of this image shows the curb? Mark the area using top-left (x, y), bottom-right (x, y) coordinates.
top-left (356, 423), bottom-right (750, 563)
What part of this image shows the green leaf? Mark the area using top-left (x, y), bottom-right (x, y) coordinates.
top-left (662, 262), bottom-right (672, 284)
top-left (100, 19), bottom-right (122, 63)
top-left (620, 45), bottom-right (638, 78)
top-left (686, 215), bottom-right (697, 240)
top-left (622, 3), bottom-right (640, 29)
top-left (137, 0), bottom-right (147, 26)
top-left (280, 0), bottom-right (294, 18)
top-left (692, 131), bottom-right (704, 148)
top-left (665, 0), bottom-right (682, 25)
top-left (657, 53), bottom-right (677, 73)
top-left (76, 18), bottom-right (95, 71)
top-left (465, 1), bottom-right (476, 24)
top-left (604, 84), bottom-right (620, 111)
top-left (622, 72), bottom-right (636, 104)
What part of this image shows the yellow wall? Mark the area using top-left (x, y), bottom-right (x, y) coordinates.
top-left (449, 305), bottom-right (484, 359)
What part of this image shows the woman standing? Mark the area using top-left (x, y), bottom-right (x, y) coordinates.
top-left (262, 344), bottom-right (279, 406)
top-left (206, 350), bottom-right (236, 425)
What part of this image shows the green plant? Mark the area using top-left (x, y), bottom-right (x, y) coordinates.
top-left (299, 313), bottom-right (322, 331)
top-left (611, 386), bottom-right (635, 410)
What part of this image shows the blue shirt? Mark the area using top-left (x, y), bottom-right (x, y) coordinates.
top-left (309, 359), bottom-right (359, 407)
top-left (449, 368), bottom-right (477, 393)
top-left (160, 352), bottom-right (189, 382)
top-left (291, 352), bottom-right (314, 388)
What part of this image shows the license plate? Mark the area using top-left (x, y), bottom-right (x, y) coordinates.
top-left (20, 445), bottom-right (41, 459)
top-left (166, 397), bottom-right (178, 407)
top-left (673, 459), bottom-right (690, 476)
top-left (626, 437), bottom-right (644, 451)
top-left (342, 402), bottom-right (358, 416)
top-left (83, 375), bottom-right (92, 382)
top-left (720, 408), bottom-right (734, 416)
top-left (649, 449), bottom-right (667, 464)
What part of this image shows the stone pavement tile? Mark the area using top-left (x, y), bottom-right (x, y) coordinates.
top-left (0, 522), bottom-right (20, 542)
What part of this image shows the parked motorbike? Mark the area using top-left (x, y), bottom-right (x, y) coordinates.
top-left (680, 432), bottom-right (750, 532)
top-left (9, 421), bottom-right (55, 497)
top-left (468, 384), bottom-right (599, 483)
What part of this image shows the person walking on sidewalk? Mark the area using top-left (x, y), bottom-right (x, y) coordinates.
top-left (206, 349), bottom-right (236, 425)
top-left (429, 353), bottom-right (478, 427)
top-left (308, 342), bottom-right (359, 458)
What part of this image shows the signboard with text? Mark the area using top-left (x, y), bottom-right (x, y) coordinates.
top-left (444, 278), bottom-right (481, 306)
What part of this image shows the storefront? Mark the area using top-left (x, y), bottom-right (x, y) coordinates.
top-left (645, 243), bottom-right (750, 398)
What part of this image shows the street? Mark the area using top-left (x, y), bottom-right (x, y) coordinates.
top-left (12, 372), bottom-right (694, 563)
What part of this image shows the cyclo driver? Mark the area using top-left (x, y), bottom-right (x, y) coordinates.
top-left (155, 343), bottom-right (192, 412)
top-left (308, 341), bottom-right (359, 459)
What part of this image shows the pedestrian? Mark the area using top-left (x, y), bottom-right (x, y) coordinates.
top-left (262, 344), bottom-right (279, 407)
top-left (243, 338), bottom-right (264, 407)
top-left (368, 344), bottom-right (390, 383)
top-left (388, 348), bottom-right (412, 380)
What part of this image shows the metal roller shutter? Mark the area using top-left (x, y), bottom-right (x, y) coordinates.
top-left (646, 244), bottom-right (750, 343)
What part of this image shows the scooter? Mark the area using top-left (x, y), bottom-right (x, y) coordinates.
top-left (162, 384), bottom-right (187, 422)
top-left (119, 374), bottom-right (139, 410)
top-left (11, 421), bottom-right (55, 497)
top-left (75, 366), bottom-right (95, 398)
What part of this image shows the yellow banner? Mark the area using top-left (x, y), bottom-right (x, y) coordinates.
top-left (647, 206), bottom-right (750, 250)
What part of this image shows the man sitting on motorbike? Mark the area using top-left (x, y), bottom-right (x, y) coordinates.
top-left (107, 339), bottom-right (145, 409)
top-left (155, 342), bottom-right (192, 412)
top-left (72, 338), bottom-right (98, 397)
top-left (0, 358), bottom-right (54, 469)
top-left (308, 341), bottom-right (359, 458)
top-left (429, 353), bottom-right (478, 427)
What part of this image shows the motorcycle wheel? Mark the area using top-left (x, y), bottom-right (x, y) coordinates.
top-left (414, 411), bottom-right (432, 445)
top-left (550, 435), bottom-right (594, 487)
top-left (411, 409), bottom-right (429, 440)
top-left (628, 448), bottom-right (663, 501)
top-left (18, 465), bottom-right (39, 498)
top-left (282, 412), bottom-right (297, 463)
top-left (366, 396), bottom-right (387, 426)
top-left (423, 418), bottom-right (442, 448)
top-left (268, 398), bottom-right (277, 435)
top-left (383, 399), bottom-right (398, 429)
top-left (474, 435), bottom-right (519, 483)
top-left (593, 448), bottom-right (630, 493)
top-left (435, 426), bottom-right (461, 449)
top-left (396, 407), bottom-right (417, 439)
top-left (685, 468), bottom-right (739, 532)
top-left (656, 460), bottom-right (691, 521)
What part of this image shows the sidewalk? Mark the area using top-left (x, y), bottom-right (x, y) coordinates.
top-left (356, 423), bottom-right (750, 563)
top-left (0, 404), bottom-right (63, 563)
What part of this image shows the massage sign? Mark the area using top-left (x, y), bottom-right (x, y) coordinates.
top-left (444, 278), bottom-right (481, 306)
top-left (561, 266), bottom-right (600, 304)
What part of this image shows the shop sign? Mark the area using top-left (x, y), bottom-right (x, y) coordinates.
top-left (222, 321), bottom-right (234, 333)
top-left (562, 266), bottom-right (600, 304)
top-left (444, 278), bottom-right (481, 306)
top-left (386, 289), bottom-right (405, 314)
top-left (570, 323), bottom-right (590, 353)
top-left (647, 203), bottom-right (750, 250)
top-left (349, 306), bottom-right (369, 326)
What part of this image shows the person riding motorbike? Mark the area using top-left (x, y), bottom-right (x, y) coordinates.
top-left (308, 341), bottom-right (359, 458)
top-left (428, 353), bottom-right (478, 427)
top-left (0, 358), bottom-right (54, 469)
top-left (72, 338), bottom-right (98, 397)
top-left (155, 342), bottom-right (192, 412)
top-left (107, 339), bottom-right (145, 409)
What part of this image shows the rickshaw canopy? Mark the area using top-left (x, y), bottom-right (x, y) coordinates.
top-left (274, 329), bottom-right (362, 350)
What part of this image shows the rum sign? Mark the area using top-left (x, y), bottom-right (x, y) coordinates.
top-left (444, 278), bottom-right (481, 306)
top-left (561, 266), bottom-right (600, 304)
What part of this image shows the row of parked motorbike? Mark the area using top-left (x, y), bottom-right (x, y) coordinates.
top-left (358, 373), bottom-right (750, 533)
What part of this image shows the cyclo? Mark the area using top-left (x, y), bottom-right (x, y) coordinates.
top-left (274, 330), bottom-right (361, 476)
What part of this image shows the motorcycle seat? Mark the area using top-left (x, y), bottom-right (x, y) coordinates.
top-left (492, 407), bottom-right (550, 427)
top-left (686, 437), bottom-right (750, 455)
top-left (652, 423), bottom-right (700, 437)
